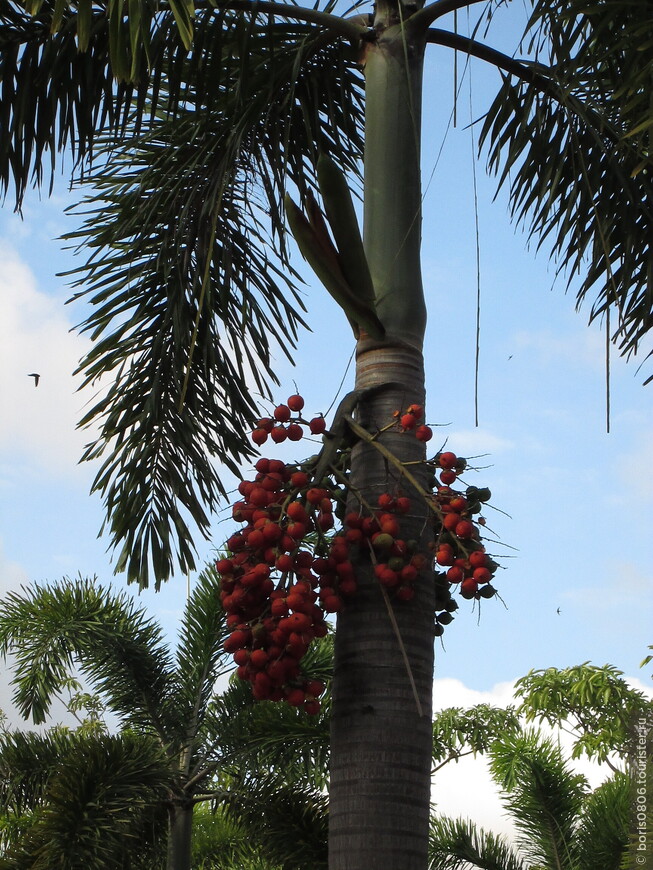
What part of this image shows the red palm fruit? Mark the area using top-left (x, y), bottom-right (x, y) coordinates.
top-left (255, 457), bottom-right (270, 473)
top-left (271, 598), bottom-right (289, 617)
top-left (446, 566), bottom-right (465, 584)
top-left (460, 577), bottom-right (479, 598)
top-left (236, 665), bottom-right (249, 680)
top-left (256, 417), bottom-right (274, 433)
top-left (286, 688), bottom-right (306, 706)
top-left (306, 680), bottom-right (325, 698)
top-left (317, 512), bottom-right (334, 531)
top-left (216, 559), bottom-right (233, 575)
top-left (262, 523), bottom-right (283, 544)
top-left (380, 516), bottom-right (399, 537)
top-left (290, 470), bottom-right (309, 488)
top-left (268, 459), bottom-right (286, 474)
top-left (443, 513), bottom-right (462, 531)
top-left (306, 487), bottom-right (327, 505)
top-left (251, 428), bottom-right (268, 445)
top-left (233, 649), bottom-right (249, 666)
top-left (449, 496), bottom-right (468, 512)
top-left (286, 594), bottom-right (309, 613)
top-left (270, 426), bottom-right (287, 444)
top-left (275, 553), bottom-right (294, 572)
top-left (455, 520), bottom-right (474, 539)
top-left (250, 649), bottom-right (269, 669)
top-left (287, 501), bottom-right (308, 522)
top-left (287, 423), bottom-right (303, 441)
top-left (440, 470), bottom-right (457, 485)
top-left (304, 699), bottom-right (321, 715)
top-left (248, 487), bottom-right (269, 507)
top-left (335, 561), bottom-right (355, 580)
top-left (224, 629), bottom-right (250, 652)
top-left (227, 534), bottom-right (246, 552)
top-left (415, 425), bottom-right (433, 442)
top-left (396, 585), bottom-right (415, 601)
top-left (436, 548), bottom-right (455, 566)
top-left (287, 394), bottom-right (305, 412)
top-left (407, 403), bottom-right (424, 420)
top-left (279, 534), bottom-right (295, 552)
top-left (338, 578), bottom-right (357, 596)
top-left (274, 404), bottom-right (291, 422)
top-left (266, 660), bottom-right (287, 683)
top-left (438, 451), bottom-right (457, 469)
top-left (473, 566), bottom-right (491, 584)
top-left (322, 595), bottom-right (343, 613)
top-left (312, 557), bottom-right (330, 575)
top-left (253, 671), bottom-right (272, 697)
top-left (320, 497), bottom-right (333, 513)
top-left (287, 522), bottom-right (307, 541)
top-left (469, 550), bottom-right (488, 568)
top-left (344, 512), bottom-right (363, 528)
top-left (245, 529), bottom-right (265, 550)
top-left (400, 413), bottom-right (417, 430)
top-left (361, 516), bottom-right (379, 537)
top-left (309, 416), bottom-right (327, 435)
top-left (314, 621), bottom-right (328, 638)
top-left (345, 528), bottom-right (363, 544)
top-left (294, 551), bottom-right (313, 570)
top-left (401, 564), bottom-right (418, 583)
top-left (260, 472), bottom-right (283, 492)
top-left (378, 493), bottom-right (395, 510)
top-left (395, 496), bottom-right (411, 514)
top-left (377, 567), bottom-right (400, 588)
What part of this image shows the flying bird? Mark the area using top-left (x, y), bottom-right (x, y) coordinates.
top-left (28, 373), bottom-right (40, 387)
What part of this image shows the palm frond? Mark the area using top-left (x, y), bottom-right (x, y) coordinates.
top-left (222, 779), bottom-right (328, 870)
top-left (0, 728), bottom-right (79, 815)
top-left (0, 576), bottom-right (176, 732)
top-left (479, 0), bottom-right (653, 380)
top-left (574, 773), bottom-right (630, 870)
top-left (428, 814), bottom-right (526, 870)
top-left (0, 731), bottom-right (169, 870)
top-left (488, 729), bottom-right (587, 870)
top-left (172, 564), bottom-right (233, 747)
top-left (63, 12), bottom-right (364, 588)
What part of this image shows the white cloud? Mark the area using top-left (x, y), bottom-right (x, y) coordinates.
top-left (0, 243), bottom-right (98, 476)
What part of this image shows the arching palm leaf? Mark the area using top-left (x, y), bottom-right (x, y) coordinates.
top-left (0, 731), bottom-right (169, 870)
top-left (574, 773), bottom-right (630, 870)
top-left (489, 729), bottom-right (587, 870)
top-left (428, 815), bottom-right (526, 870)
top-left (0, 577), bottom-right (176, 732)
top-left (61, 10), bottom-right (365, 588)
top-left (478, 0), bottom-right (653, 378)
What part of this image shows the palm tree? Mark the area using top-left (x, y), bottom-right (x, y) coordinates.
top-left (1, 1), bottom-right (652, 867)
top-left (0, 571), bottom-right (332, 869)
top-left (428, 729), bottom-right (632, 870)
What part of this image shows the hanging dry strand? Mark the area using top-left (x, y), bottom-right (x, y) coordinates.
top-left (606, 304), bottom-right (611, 434)
top-left (453, 8), bottom-right (458, 127)
top-left (468, 16), bottom-right (481, 428)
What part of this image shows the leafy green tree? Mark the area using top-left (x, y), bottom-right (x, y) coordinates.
top-left (429, 730), bottom-right (632, 870)
top-left (0, 572), bottom-right (330, 869)
top-left (2, 1), bottom-right (653, 866)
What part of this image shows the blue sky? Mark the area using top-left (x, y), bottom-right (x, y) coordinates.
top-left (0, 0), bottom-right (651, 736)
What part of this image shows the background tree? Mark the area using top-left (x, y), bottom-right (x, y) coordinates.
top-left (0, 571), bottom-right (331, 869)
top-left (1, 1), bottom-right (653, 867)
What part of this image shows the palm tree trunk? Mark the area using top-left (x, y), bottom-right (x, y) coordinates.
top-left (167, 798), bottom-right (194, 870)
top-left (328, 11), bottom-right (434, 869)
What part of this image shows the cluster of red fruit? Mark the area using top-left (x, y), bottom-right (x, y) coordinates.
top-left (217, 393), bottom-right (500, 708)
top-left (250, 394), bottom-right (326, 446)
top-left (428, 451), bottom-right (497, 635)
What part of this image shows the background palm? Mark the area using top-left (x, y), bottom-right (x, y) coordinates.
top-left (0, 570), bottom-right (331, 869)
top-left (428, 729), bottom-right (631, 870)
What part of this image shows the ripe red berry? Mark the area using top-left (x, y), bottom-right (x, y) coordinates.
top-left (440, 470), bottom-right (457, 485)
top-left (400, 413), bottom-right (417, 431)
top-left (270, 426), bottom-right (287, 444)
top-left (251, 428), bottom-right (268, 445)
top-left (287, 394), bottom-right (305, 412)
top-left (415, 425), bottom-right (433, 442)
top-left (439, 451), bottom-right (457, 470)
top-left (274, 404), bottom-right (291, 422)
top-left (309, 416), bottom-right (327, 435)
top-left (287, 423), bottom-right (303, 441)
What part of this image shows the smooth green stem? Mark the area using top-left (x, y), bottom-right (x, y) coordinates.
top-left (363, 26), bottom-right (427, 348)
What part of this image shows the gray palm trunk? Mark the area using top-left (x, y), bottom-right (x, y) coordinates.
top-left (329, 8), bottom-right (435, 868)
